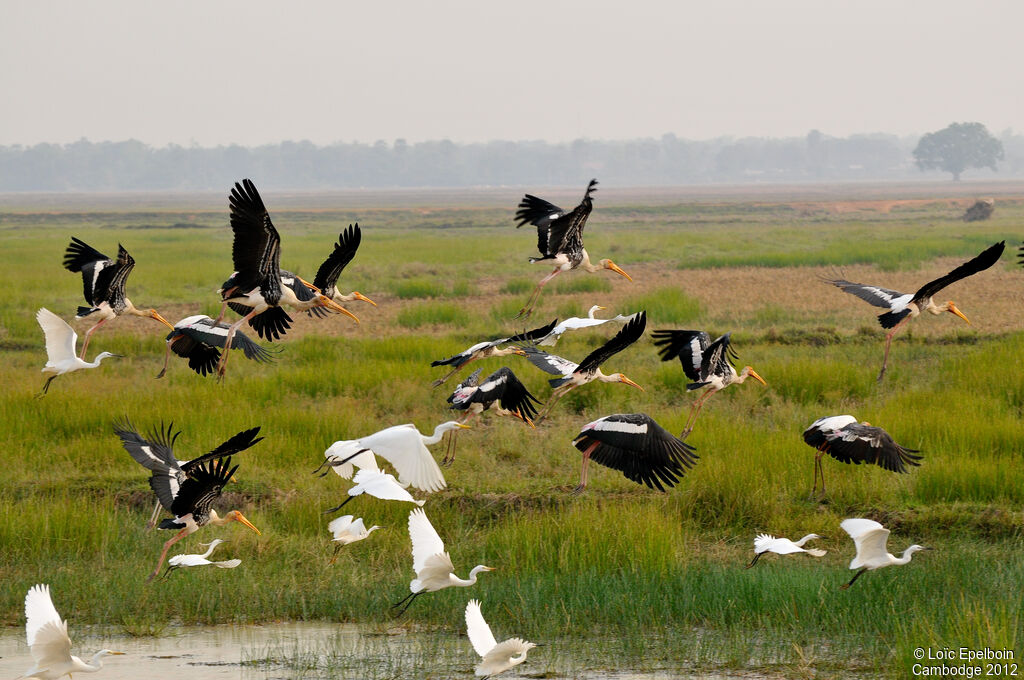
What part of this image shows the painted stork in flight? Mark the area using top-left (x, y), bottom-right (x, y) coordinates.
top-left (430, 318), bottom-right (557, 387)
top-left (392, 508), bottom-right (495, 615)
top-left (513, 179), bottom-right (632, 318)
top-left (114, 419), bottom-right (264, 530)
top-left (535, 305), bottom-right (633, 346)
top-left (745, 533), bottom-right (826, 568)
top-left (651, 329), bottom-right (766, 437)
top-left (62, 237), bottom-right (173, 358)
top-left (157, 315), bottom-right (276, 379)
top-left (839, 518), bottom-right (930, 589)
top-left (803, 415), bottom-right (922, 498)
top-left (310, 223), bottom-right (376, 312)
top-left (571, 413), bottom-right (698, 494)
top-left (521, 311), bottom-right (647, 422)
top-left (214, 179), bottom-right (352, 376)
top-left (821, 240), bottom-right (1005, 381)
top-left (36, 307), bottom-right (121, 396)
top-left (443, 367), bottom-right (541, 465)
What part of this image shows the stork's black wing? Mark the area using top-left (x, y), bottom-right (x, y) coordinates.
top-left (507, 318), bottom-right (559, 343)
top-left (575, 310), bottom-right (646, 375)
top-left (699, 332), bottom-right (739, 381)
top-left (544, 180), bottom-right (597, 258)
top-left (169, 333), bottom-right (222, 377)
top-left (574, 413), bottom-right (698, 491)
top-left (819, 277), bottom-right (907, 310)
top-left (474, 367), bottom-right (541, 421)
top-left (313, 224), bottom-right (362, 295)
top-left (447, 368), bottom-right (483, 404)
top-left (518, 346), bottom-right (578, 376)
top-left (226, 303), bottom-right (293, 341)
top-left (173, 317), bottom-right (276, 363)
top-left (821, 423), bottom-right (922, 473)
top-left (1017, 244), bottom-right (1023, 268)
top-left (62, 237), bottom-right (112, 305)
top-left (515, 194), bottom-right (565, 256)
top-left (113, 418), bottom-right (184, 511)
top-left (171, 456), bottom-right (238, 521)
top-left (228, 179), bottom-right (282, 304)
top-left (180, 427), bottom-right (263, 475)
top-left (651, 329), bottom-right (711, 382)
top-left (911, 240), bottom-right (1005, 303)
top-left (91, 244), bottom-right (136, 308)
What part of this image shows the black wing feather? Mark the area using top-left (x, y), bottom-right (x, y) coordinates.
top-left (651, 329), bottom-right (711, 382)
top-left (181, 427), bottom-right (263, 475)
top-left (91, 244), bottom-right (136, 308)
top-left (816, 423), bottom-right (922, 473)
top-left (575, 311), bottom-right (646, 375)
top-left (912, 240), bottom-right (1005, 302)
top-left (699, 333), bottom-right (739, 381)
top-left (171, 457), bottom-right (238, 521)
top-left (507, 318), bottom-right (559, 343)
top-left (228, 179), bottom-right (282, 305)
top-left (113, 418), bottom-right (184, 511)
top-left (313, 224), bottom-right (362, 295)
top-left (574, 413), bottom-right (697, 491)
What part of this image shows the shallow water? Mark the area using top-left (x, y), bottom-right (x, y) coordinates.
top-left (0, 621), bottom-right (839, 679)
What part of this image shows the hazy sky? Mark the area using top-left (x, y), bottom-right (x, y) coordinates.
top-left (2, 1), bottom-right (1022, 147)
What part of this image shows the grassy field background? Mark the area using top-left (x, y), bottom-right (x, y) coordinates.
top-left (0, 184), bottom-right (1022, 678)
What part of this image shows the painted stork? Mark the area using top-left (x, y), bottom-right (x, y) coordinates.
top-left (36, 307), bottom-right (121, 396)
top-left (571, 413), bottom-right (698, 494)
top-left (62, 237), bottom-right (173, 358)
top-left (327, 515), bottom-right (381, 563)
top-left (535, 305), bottom-right (633, 346)
top-left (465, 599), bottom-right (537, 678)
top-left (821, 240), bottom-right (1005, 381)
top-left (214, 179), bottom-right (352, 376)
top-left (520, 311), bottom-right (647, 422)
top-left (163, 539), bottom-right (241, 577)
top-left (839, 518), bottom-right (930, 589)
top-left (391, 508), bottom-right (495, 615)
top-left (443, 367), bottom-right (541, 465)
top-left (157, 315), bottom-right (276, 379)
top-left (745, 533), bottom-right (826, 568)
top-left (114, 419), bottom-right (262, 529)
top-left (430, 318), bottom-right (557, 387)
top-left (141, 427), bottom-right (263, 580)
top-left (651, 329), bottom-right (766, 436)
top-left (513, 179), bottom-right (632, 318)
top-left (20, 584), bottom-right (125, 679)
top-left (803, 415), bottom-right (922, 498)
top-left (311, 223), bottom-right (376, 311)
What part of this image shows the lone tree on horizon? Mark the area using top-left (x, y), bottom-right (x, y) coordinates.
top-left (913, 122), bottom-right (1003, 181)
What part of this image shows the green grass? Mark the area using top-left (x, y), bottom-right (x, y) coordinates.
top-left (1, 191), bottom-right (1023, 678)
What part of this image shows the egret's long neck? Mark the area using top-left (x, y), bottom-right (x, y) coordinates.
top-left (199, 542), bottom-right (219, 559)
top-left (422, 425), bottom-right (451, 446)
top-left (794, 534), bottom-right (816, 547)
top-left (87, 651), bottom-right (111, 670)
top-left (89, 353), bottom-right (113, 368)
top-left (453, 564), bottom-right (490, 587)
top-left (895, 549), bottom-right (917, 565)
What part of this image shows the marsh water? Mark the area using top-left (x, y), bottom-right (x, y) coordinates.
top-left (0, 621), bottom-right (807, 679)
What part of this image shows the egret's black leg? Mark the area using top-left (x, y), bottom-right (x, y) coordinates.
top-left (323, 496), bottom-right (355, 514)
top-left (840, 567), bottom-right (868, 590)
top-left (745, 552), bottom-right (762, 569)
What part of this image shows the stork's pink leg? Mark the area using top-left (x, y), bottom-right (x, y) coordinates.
top-left (148, 527), bottom-right (189, 581)
top-left (682, 391), bottom-right (714, 437)
top-left (811, 448), bottom-right (826, 499)
top-left (217, 310), bottom-right (260, 379)
top-left (79, 318), bottom-right (108, 359)
top-left (572, 441), bottom-right (599, 495)
top-left (155, 342), bottom-right (173, 379)
top-left (515, 268), bottom-right (561, 319)
top-left (535, 386), bottom-right (569, 425)
top-left (877, 317), bottom-right (910, 382)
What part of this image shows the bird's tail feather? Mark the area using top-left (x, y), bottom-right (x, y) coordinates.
top-left (686, 381), bottom-right (710, 391)
top-left (878, 309), bottom-right (912, 329)
top-left (76, 306), bottom-right (98, 318)
top-left (806, 549), bottom-right (827, 557)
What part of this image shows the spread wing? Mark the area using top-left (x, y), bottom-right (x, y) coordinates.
top-left (515, 194), bottom-right (565, 256)
top-left (821, 423), bottom-right (922, 472)
top-left (507, 318), bottom-right (559, 343)
top-left (912, 240), bottom-right (1005, 302)
top-left (518, 346), bottom-right (578, 376)
top-left (465, 599), bottom-right (498, 657)
top-left (228, 179), bottom-right (282, 300)
top-left (313, 224), bottom-right (362, 294)
top-left (469, 367), bottom-right (541, 421)
top-left (181, 427), bottom-right (264, 474)
top-left (408, 508), bottom-right (446, 574)
top-left (62, 237), bottom-right (112, 305)
top-left (171, 456), bottom-right (238, 520)
top-left (651, 329), bottom-right (711, 382)
top-left (113, 418), bottom-right (184, 511)
top-left (25, 584), bottom-right (71, 667)
top-left (91, 244), bottom-right (136, 308)
top-left (36, 308), bottom-right (78, 364)
top-left (699, 332), bottom-right (739, 381)
top-left (575, 310), bottom-right (646, 375)
top-left (820, 277), bottom-right (908, 310)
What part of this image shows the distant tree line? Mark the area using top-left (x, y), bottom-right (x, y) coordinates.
top-left (2, 128), bottom-right (1022, 191)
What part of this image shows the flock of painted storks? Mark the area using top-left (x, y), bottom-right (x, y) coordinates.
top-left (23, 179), bottom-right (1020, 678)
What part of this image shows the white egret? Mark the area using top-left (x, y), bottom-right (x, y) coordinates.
top-left (745, 533), bottom-right (826, 568)
top-left (839, 518), bottom-right (931, 589)
top-left (327, 515), bottom-right (381, 563)
top-left (36, 307), bottom-right (121, 396)
top-left (164, 539), bottom-right (242, 577)
top-left (324, 467), bottom-right (426, 513)
top-left (392, 508), bottom-right (495, 615)
top-left (536, 305), bottom-right (632, 346)
top-left (465, 599), bottom-right (537, 677)
top-left (20, 584), bottom-right (125, 679)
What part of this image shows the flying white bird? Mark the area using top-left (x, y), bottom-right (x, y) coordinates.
top-left (465, 599), bottom-right (537, 677)
top-left (839, 518), bottom-right (931, 589)
top-left (20, 583), bottom-right (125, 679)
top-left (536, 305), bottom-right (633, 346)
top-left (821, 240), bottom-right (1005, 380)
top-left (36, 307), bottom-right (121, 396)
top-left (392, 508), bottom-right (495, 615)
top-left (164, 539), bottom-right (242, 577)
top-left (327, 515), bottom-right (381, 563)
top-left (745, 533), bottom-right (827, 568)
